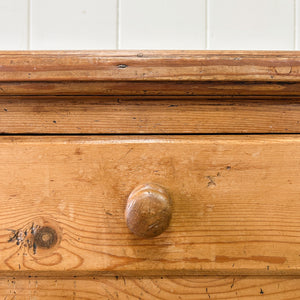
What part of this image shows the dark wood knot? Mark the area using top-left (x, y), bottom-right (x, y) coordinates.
top-left (125, 183), bottom-right (172, 238)
top-left (34, 226), bottom-right (58, 249)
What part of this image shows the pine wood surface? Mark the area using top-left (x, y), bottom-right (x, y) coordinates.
top-left (1, 51), bottom-right (300, 95)
top-left (1, 276), bottom-right (300, 299)
top-left (0, 135), bottom-right (299, 276)
top-left (1, 51), bottom-right (300, 296)
top-left (1, 96), bottom-right (300, 134)
top-left (2, 80), bottom-right (300, 96)
top-left (0, 51), bottom-right (300, 82)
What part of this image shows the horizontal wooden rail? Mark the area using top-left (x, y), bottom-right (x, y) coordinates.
top-left (1, 276), bottom-right (300, 299)
top-left (0, 95), bottom-right (300, 134)
top-left (1, 51), bottom-right (300, 95)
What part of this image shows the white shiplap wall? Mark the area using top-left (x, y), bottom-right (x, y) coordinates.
top-left (0, 0), bottom-right (298, 50)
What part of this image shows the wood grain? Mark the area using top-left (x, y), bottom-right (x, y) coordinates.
top-left (0, 135), bottom-right (300, 276)
top-left (1, 96), bottom-right (300, 133)
top-left (2, 81), bottom-right (300, 96)
top-left (1, 51), bottom-right (300, 95)
top-left (0, 51), bottom-right (300, 82)
top-left (1, 276), bottom-right (300, 299)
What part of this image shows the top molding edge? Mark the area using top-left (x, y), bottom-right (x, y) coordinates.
top-left (1, 51), bottom-right (300, 96)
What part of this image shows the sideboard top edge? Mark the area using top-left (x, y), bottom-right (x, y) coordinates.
top-left (1, 51), bottom-right (300, 96)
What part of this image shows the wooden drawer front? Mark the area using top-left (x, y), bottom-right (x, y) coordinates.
top-left (1, 135), bottom-right (300, 276)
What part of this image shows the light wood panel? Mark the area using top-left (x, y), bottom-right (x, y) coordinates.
top-left (1, 276), bottom-right (300, 299)
top-left (1, 51), bottom-right (300, 95)
top-left (1, 96), bottom-right (300, 133)
top-left (0, 136), bottom-right (300, 276)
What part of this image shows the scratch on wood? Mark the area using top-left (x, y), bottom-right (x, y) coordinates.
top-left (121, 148), bottom-right (133, 160)
top-left (206, 176), bottom-right (216, 187)
top-left (117, 64), bottom-right (128, 69)
top-left (231, 278), bottom-right (235, 289)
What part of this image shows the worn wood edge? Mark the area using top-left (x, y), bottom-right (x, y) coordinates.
top-left (2, 94), bottom-right (300, 100)
top-left (0, 134), bottom-right (299, 143)
top-left (1, 276), bottom-right (300, 299)
top-left (2, 51), bottom-right (300, 95)
top-left (1, 50), bottom-right (300, 82)
top-left (1, 275), bottom-right (300, 280)
top-left (1, 269), bottom-right (300, 278)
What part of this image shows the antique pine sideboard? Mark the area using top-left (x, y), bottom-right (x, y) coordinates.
top-left (0, 51), bottom-right (300, 299)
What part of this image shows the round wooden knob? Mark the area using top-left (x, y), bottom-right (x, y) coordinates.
top-left (125, 183), bottom-right (172, 238)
